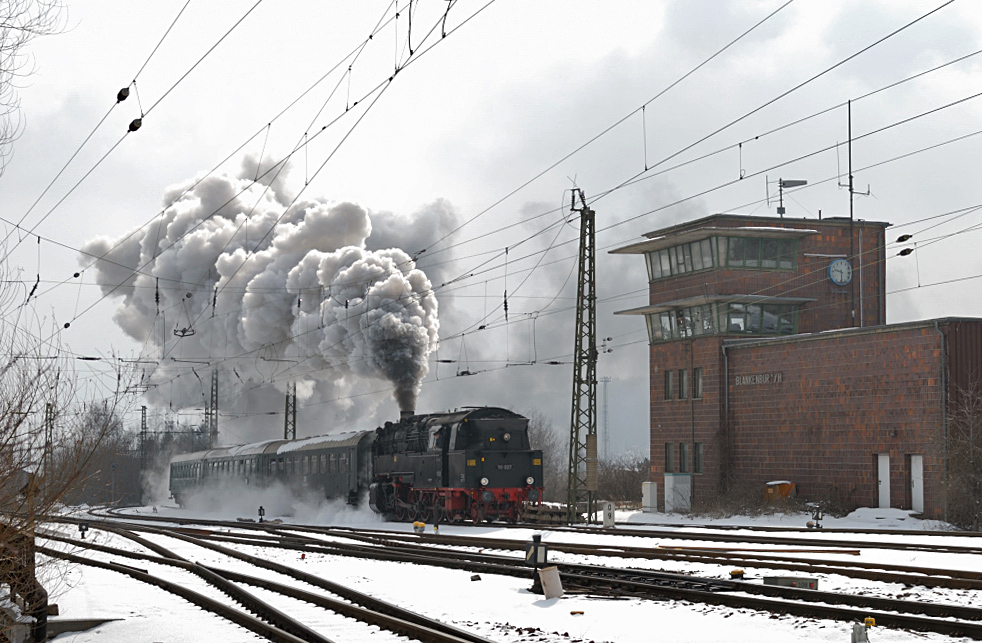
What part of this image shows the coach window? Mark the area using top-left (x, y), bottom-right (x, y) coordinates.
top-left (320, 454), bottom-right (326, 474)
top-left (303, 456), bottom-right (309, 475)
top-left (693, 368), bottom-right (703, 399)
top-left (664, 370), bottom-right (674, 400)
top-left (665, 443), bottom-right (675, 473)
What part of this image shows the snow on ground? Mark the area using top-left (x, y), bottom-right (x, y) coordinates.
top-left (44, 504), bottom-right (980, 643)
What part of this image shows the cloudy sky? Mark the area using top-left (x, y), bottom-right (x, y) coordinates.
top-left (3, 0), bottom-right (982, 451)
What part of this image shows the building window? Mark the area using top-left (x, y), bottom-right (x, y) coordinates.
top-left (693, 368), bottom-right (703, 399)
top-left (724, 303), bottom-right (797, 336)
top-left (694, 443), bottom-right (704, 473)
top-left (665, 443), bottom-right (675, 473)
top-left (679, 369), bottom-right (689, 400)
top-left (644, 237), bottom-right (721, 281)
top-left (720, 236), bottom-right (797, 270)
top-left (679, 442), bottom-right (690, 473)
top-left (665, 370), bottom-right (674, 400)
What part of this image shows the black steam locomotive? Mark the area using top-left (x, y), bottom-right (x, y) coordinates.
top-left (168, 407), bottom-right (543, 523)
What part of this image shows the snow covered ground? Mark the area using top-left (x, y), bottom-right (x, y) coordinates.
top-left (41, 504), bottom-right (980, 643)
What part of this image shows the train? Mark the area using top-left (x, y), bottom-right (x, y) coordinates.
top-left (168, 407), bottom-right (544, 523)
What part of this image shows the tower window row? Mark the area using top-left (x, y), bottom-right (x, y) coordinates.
top-left (645, 236), bottom-right (798, 281)
top-left (647, 302), bottom-right (798, 343)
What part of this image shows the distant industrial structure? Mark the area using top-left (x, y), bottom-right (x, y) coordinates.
top-left (613, 213), bottom-right (982, 520)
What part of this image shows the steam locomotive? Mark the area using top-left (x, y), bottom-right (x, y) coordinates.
top-left (168, 407), bottom-right (543, 523)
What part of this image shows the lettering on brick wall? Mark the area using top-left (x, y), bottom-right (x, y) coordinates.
top-left (734, 372), bottom-right (783, 386)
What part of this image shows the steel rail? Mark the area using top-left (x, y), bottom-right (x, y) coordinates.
top-left (37, 546), bottom-right (316, 643)
top-left (43, 525), bottom-right (496, 643)
top-left (60, 515), bottom-right (982, 639)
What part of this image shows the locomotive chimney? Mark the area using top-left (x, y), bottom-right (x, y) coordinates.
top-left (400, 409), bottom-right (414, 421)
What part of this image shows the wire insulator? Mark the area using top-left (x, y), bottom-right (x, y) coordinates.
top-left (128, 118), bottom-right (143, 132)
top-left (117, 87), bottom-right (130, 102)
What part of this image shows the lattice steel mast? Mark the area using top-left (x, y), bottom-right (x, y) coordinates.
top-left (208, 369), bottom-right (219, 448)
top-left (284, 381), bottom-right (297, 440)
top-left (566, 188), bottom-right (598, 524)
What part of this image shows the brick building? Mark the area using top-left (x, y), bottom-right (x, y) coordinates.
top-left (612, 213), bottom-right (982, 519)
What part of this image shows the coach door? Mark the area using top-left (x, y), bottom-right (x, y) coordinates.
top-left (909, 454), bottom-right (924, 514)
top-left (876, 454), bottom-right (890, 508)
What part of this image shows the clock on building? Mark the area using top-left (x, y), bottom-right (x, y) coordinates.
top-left (829, 258), bottom-right (852, 286)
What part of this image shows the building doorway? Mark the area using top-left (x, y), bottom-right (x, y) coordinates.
top-left (909, 454), bottom-right (924, 514)
top-left (877, 454), bottom-right (890, 508)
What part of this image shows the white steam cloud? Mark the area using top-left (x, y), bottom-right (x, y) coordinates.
top-left (83, 157), bottom-right (446, 439)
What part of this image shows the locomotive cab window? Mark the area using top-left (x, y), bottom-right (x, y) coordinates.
top-left (428, 428), bottom-right (445, 451)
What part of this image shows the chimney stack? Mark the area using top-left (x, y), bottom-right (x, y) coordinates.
top-left (400, 409), bottom-right (414, 422)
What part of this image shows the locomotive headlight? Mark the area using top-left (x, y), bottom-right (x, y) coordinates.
top-left (526, 476), bottom-right (534, 485)
top-left (480, 477), bottom-right (489, 486)
top-left (503, 432), bottom-right (511, 441)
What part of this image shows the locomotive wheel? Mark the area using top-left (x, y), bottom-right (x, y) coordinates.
top-left (394, 503), bottom-right (409, 522)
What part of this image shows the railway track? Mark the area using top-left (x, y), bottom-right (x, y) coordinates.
top-left (55, 512), bottom-right (982, 639)
top-left (40, 523), bottom-right (494, 643)
top-left (85, 510), bottom-right (982, 592)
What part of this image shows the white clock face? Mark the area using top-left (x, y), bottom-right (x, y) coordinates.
top-left (829, 258), bottom-right (852, 286)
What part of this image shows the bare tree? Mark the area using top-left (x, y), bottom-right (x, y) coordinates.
top-left (0, 0), bottom-right (64, 173)
top-left (0, 299), bottom-right (131, 641)
top-left (524, 408), bottom-right (567, 502)
top-left (597, 452), bottom-right (650, 505)
top-left (942, 381), bottom-right (982, 530)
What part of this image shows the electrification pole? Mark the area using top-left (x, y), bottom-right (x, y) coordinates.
top-left (600, 376), bottom-right (611, 460)
top-left (139, 406), bottom-right (148, 503)
top-left (284, 381), bottom-right (297, 440)
top-left (208, 369), bottom-right (219, 448)
top-left (566, 188), bottom-right (598, 524)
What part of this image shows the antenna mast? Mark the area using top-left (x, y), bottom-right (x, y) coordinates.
top-left (566, 188), bottom-right (598, 524)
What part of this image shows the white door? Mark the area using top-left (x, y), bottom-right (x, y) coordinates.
top-left (877, 454), bottom-right (890, 508)
top-left (910, 454), bottom-right (924, 513)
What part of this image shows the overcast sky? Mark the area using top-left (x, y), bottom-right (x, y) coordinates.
top-left (3, 0), bottom-right (982, 452)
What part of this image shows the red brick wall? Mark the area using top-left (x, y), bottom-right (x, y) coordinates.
top-left (649, 336), bottom-right (724, 510)
top-left (725, 326), bottom-right (945, 517)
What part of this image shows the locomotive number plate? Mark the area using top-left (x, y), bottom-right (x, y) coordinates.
top-left (496, 464), bottom-right (513, 470)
